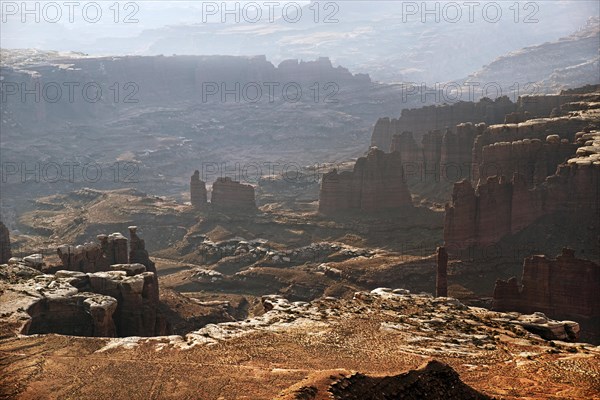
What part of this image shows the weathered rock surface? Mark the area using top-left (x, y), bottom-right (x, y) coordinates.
top-left (493, 248), bottom-right (599, 340)
top-left (211, 177), bottom-right (256, 211)
top-left (0, 221), bottom-right (11, 264)
top-left (319, 148), bottom-right (412, 214)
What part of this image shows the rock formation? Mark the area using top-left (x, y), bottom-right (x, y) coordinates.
top-left (0, 221), bottom-right (11, 264)
top-left (128, 226), bottom-right (156, 275)
top-left (493, 248), bottom-right (599, 341)
top-left (190, 170), bottom-right (207, 208)
top-left (57, 228), bottom-right (154, 274)
top-left (436, 247), bottom-right (448, 297)
top-left (319, 148), bottom-right (413, 214)
top-left (211, 177), bottom-right (256, 211)
top-left (445, 130), bottom-right (600, 252)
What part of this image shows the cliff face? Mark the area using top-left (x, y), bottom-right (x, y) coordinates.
top-left (444, 130), bottom-right (600, 251)
top-left (211, 177), bottom-right (256, 211)
top-left (319, 148), bottom-right (412, 214)
top-left (440, 123), bottom-right (487, 181)
top-left (492, 248), bottom-right (600, 340)
top-left (370, 97), bottom-right (516, 151)
top-left (0, 222), bottom-right (11, 264)
top-left (476, 136), bottom-right (577, 187)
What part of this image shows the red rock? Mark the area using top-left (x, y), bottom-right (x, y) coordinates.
top-left (445, 158), bottom-right (599, 252)
top-left (493, 248), bottom-right (600, 341)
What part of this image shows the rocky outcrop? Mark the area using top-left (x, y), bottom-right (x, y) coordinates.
top-left (190, 170), bottom-right (208, 208)
top-left (445, 131), bottom-right (599, 251)
top-left (326, 360), bottom-right (492, 400)
top-left (26, 289), bottom-right (118, 337)
top-left (57, 228), bottom-right (153, 274)
top-left (493, 248), bottom-right (599, 340)
top-left (0, 221), bottom-right (11, 264)
top-left (319, 148), bottom-right (412, 214)
top-left (211, 177), bottom-right (256, 211)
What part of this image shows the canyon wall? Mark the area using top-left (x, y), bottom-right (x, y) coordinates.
top-left (0, 221), bottom-right (11, 264)
top-left (319, 148), bottom-right (413, 214)
top-left (444, 130), bottom-right (600, 252)
top-left (492, 248), bottom-right (600, 340)
top-left (371, 90), bottom-right (600, 188)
